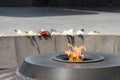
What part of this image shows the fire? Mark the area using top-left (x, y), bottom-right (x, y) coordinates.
top-left (65, 43), bottom-right (87, 62)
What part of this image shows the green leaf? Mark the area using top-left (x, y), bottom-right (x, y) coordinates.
top-left (50, 29), bottom-right (57, 32)
top-left (81, 28), bottom-right (85, 32)
top-left (14, 30), bottom-right (17, 32)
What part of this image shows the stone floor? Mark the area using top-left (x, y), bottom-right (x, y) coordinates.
top-left (0, 68), bottom-right (22, 80)
top-left (0, 68), bottom-right (34, 80)
top-left (0, 7), bottom-right (120, 36)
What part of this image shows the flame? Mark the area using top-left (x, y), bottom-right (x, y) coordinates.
top-left (65, 43), bottom-right (87, 62)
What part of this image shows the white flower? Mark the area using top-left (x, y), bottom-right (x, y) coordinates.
top-left (16, 30), bottom-right (24, 35)
top-left (62, 31), bottom-right (69, 35)
top-left (51, 31), bottom-right (60, 35)
top-left (15, 29), bottom-right (37, 36)
top-left (62, 29), bottom-right (75, 36)
top-left (88, 31), bottom-right (100, 35)
top-left (41, 29), bottom-right (45, 32)
top-left (28, 31), bottom-right (36, 35)
top-left (76, 30), bottom-right (84, 35)
top-left (38, 33), bottom-right (41, 36)
top-left (50, 29), bottom-right (60, 35)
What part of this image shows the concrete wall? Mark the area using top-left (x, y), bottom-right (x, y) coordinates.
top-left (0, 0), bottom-right (120, 7)
top-left (0, 35), bottom-right (120, 69)
top-left (0, 0), bottom-right (33, 7)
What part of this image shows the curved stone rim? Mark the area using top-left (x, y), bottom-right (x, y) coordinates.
top-left (51, 53), bottom-right (105, 63)
top-left (18, 52), bottom-right (120, 80)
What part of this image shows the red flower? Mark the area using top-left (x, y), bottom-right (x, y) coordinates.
top-left (39, 29), bottom-right (50, 36)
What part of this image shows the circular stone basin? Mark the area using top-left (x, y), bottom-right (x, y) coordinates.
top-left (18, 52), bottom-right (120, 80)
top-left (51, 53), bottom-right (104, 63)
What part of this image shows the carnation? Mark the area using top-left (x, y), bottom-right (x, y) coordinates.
top-left (88, 31), bottom-right (100, 35)
top-left (62, 29), bottom-right (75, 36)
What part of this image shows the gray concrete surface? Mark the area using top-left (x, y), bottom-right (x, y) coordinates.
top-left (0, 35), bottom-right (120, 68)
top-left (0, 37), bottom-right (18, 68)
top-left (0, 7), bottom-right (120, 35)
